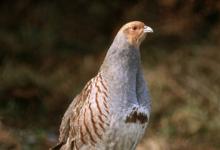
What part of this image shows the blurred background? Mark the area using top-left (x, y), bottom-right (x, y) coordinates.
top-left (0, 0), bottom-right (220, 150)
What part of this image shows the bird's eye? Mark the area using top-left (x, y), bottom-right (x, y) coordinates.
top-left (132, 26), bottom-right (137, 30)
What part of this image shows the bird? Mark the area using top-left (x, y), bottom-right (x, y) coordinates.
top-left (51, 21), bottom-right (153, 150)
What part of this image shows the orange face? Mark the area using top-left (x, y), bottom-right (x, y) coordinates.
top-left (120, 21), bottom-right (153, 48)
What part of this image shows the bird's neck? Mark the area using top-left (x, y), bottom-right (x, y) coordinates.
top-left (100, 35), bottom-right (142, 107)
top-left (101, 46), bottom-right (140, 81)
top-left (101, 34), bottom-right (141, 81)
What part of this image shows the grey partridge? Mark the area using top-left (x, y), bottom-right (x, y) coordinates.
top-left (51, 21), bottom-right (153, 150)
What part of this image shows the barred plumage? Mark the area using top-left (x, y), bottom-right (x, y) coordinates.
top-left (52, 72), bottom-right (110, 150)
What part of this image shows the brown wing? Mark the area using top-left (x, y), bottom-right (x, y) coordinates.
top-left (59, 95), bottom-right (80, 142)
top-left (53, 73), bottom-right (110, 149)
top-left (50, 95), bottom-right (80, 150)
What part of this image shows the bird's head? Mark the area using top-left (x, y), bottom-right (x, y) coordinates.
top-left (119, 21), bottom-right (153, 48)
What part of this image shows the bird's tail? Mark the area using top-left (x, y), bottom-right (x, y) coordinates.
top-left (49, 142), bottom-right (64, 150)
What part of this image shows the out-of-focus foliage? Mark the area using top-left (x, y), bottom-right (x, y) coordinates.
top-left (0, 0), bottom-right (220, 149)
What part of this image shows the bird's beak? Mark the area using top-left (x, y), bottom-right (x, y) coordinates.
top-left (144, 26), bottom-right (153, 33)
